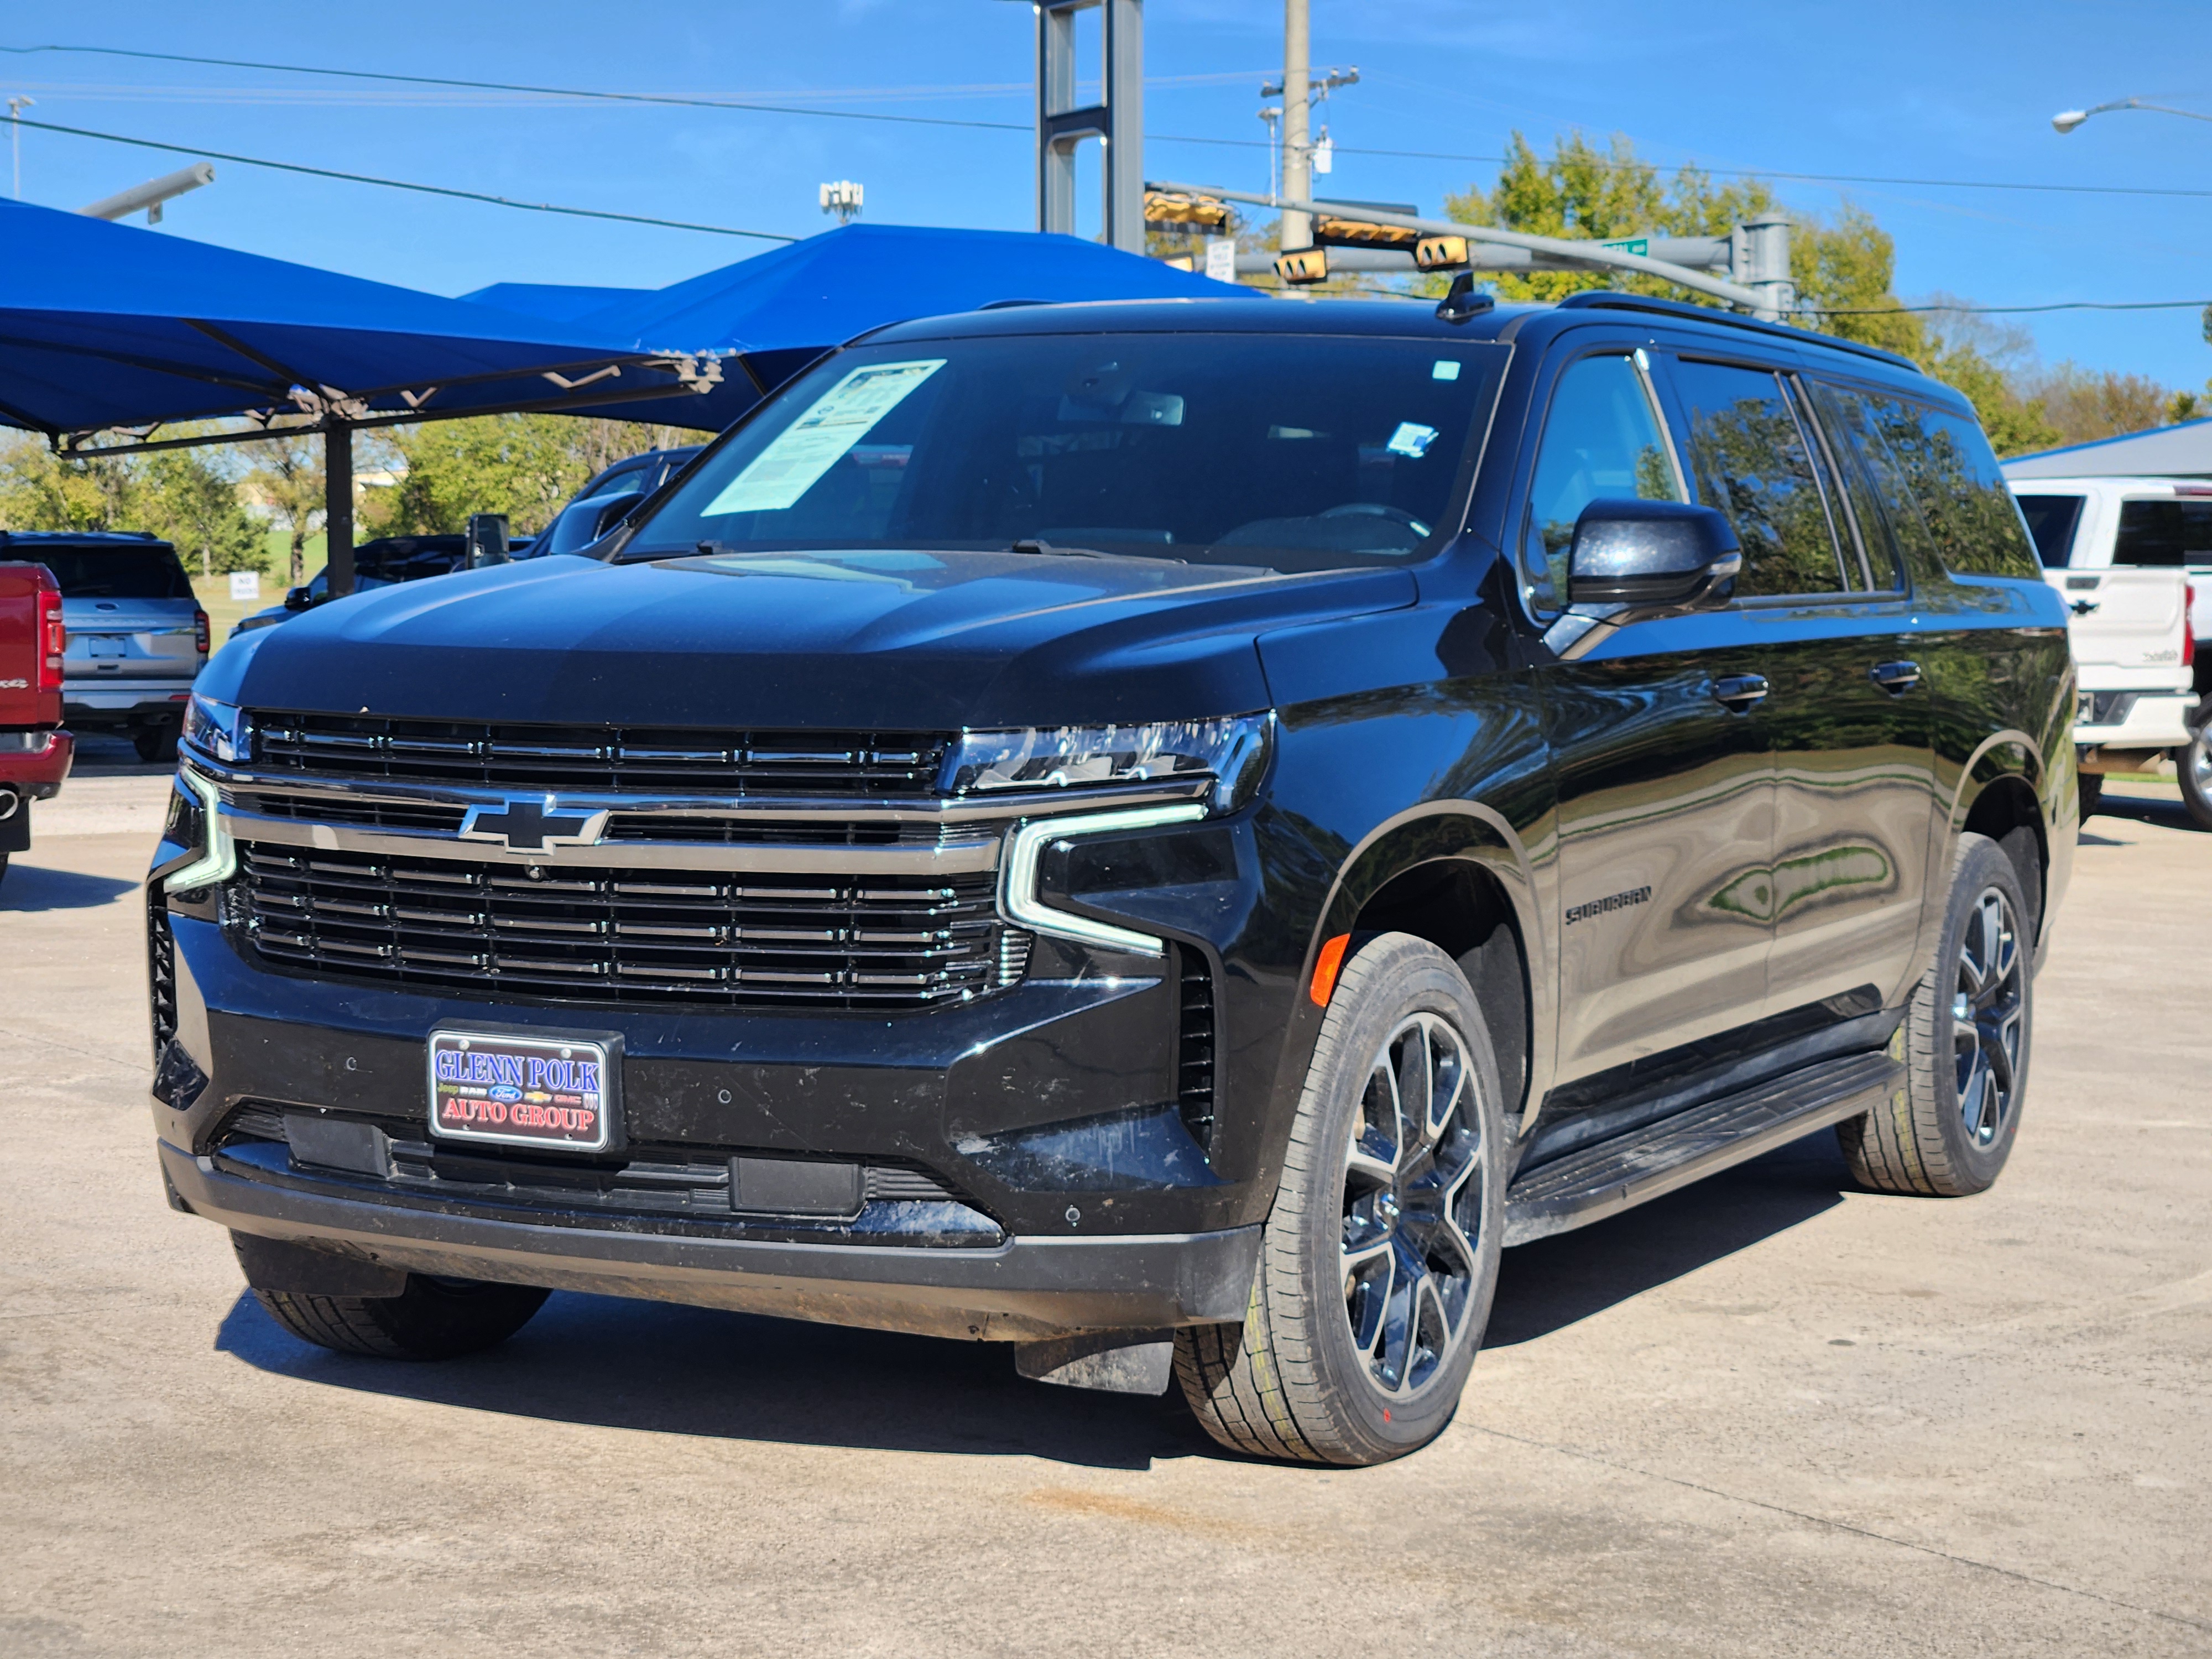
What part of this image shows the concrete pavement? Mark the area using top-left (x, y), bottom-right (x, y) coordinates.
top-left (1, 779), bottom-right (2204, 1656)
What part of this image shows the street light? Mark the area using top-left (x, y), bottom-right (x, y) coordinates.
top-left (2053, 96), bottom-right (2212, 134)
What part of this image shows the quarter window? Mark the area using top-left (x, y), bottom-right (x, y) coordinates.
top-left (1521, 353), bottom-right (1683, 612)
top-left (1670, 359), bottom-right (1847, 597)
top-left (1834, 392), bottom-right (2041, 581)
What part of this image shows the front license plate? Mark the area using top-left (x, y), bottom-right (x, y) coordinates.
top-left (428, 1029), bottom-right (615, 1152)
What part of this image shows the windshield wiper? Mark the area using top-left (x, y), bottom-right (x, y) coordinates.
top-left (1009, 538), bottom-right (1182, 562)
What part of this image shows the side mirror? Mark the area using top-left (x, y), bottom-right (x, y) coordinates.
top-left (1548, 499), bottom-right (1741, 660)
top-left (283, 586), bottom-right (312, 612)
top-left (591, 495), bottom-right (640, 539)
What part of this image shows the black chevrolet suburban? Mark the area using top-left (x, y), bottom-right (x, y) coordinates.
top-left (149, 292), bottom-right (2074, 1465)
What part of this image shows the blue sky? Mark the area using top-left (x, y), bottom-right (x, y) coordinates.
top-left (3, 1), bottom-right (2208, 385)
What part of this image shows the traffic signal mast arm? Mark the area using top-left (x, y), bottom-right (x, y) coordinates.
top-left (1150, 180), bottom-right (1788, 318)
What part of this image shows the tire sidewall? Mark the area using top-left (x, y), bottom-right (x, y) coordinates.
top-left (1284, 933), bottom-right (1506, 1460)
top-left (1923, 836), bottom-right (2033, 1191)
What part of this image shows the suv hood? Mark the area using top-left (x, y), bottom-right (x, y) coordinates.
top-left (204, 550), bottom-right (1417, 729)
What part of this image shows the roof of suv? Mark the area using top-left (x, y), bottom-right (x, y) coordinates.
top-left (0, 529), bottom-right (172, 549)
top-left (867, 290), bottom-right (1927, 378)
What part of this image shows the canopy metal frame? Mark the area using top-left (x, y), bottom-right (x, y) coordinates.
top-left (12, 319), bottom-right (729, 594)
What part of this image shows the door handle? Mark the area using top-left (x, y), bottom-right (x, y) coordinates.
top-left (1869, 659), bottom-right (1922, 693)
top-left (1711, 674), bottom-right (1769, 712)
top-left (2070, 598), bottom-right (2101, 616)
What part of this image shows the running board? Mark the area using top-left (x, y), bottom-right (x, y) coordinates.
top-left (1503, 1049), bottom-right (1902, 1246)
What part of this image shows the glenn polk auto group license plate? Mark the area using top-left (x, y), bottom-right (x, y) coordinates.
top-left (428, 1029), bottom-right (616, 1152)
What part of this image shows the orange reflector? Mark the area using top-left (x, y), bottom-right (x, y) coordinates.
top-left (1310, 933), bottom-right (1351, 1006)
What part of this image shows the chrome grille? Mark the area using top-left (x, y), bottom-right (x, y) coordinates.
top-left (235, 844), bottom-right (1024, 1009)
top-left (247, 712), bottom-right (953, 797)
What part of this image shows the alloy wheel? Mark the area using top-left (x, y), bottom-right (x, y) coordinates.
top-left (1952, 887), bottom-right (2025, 1147)
top-left (1340, 1014), bottom-right (1486, 1399)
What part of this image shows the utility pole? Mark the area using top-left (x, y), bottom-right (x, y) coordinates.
top-left (7, 96), bottom-right (32, 199)
top-left (1280, 0), bottom-right (1310, 252)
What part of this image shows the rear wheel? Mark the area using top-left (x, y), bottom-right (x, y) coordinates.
top-left (2178, 729), bottom-right (2212, 831)
top-left (252, 1272), bottom-right (549, 1359)
top-left (2078, 771), bottom-right (2103, 821)
top-left (1839, 832), bottom-right (2032, 1197)
top-left (133, 723), bottom-right (179, 764)
top-left (1176, 933), bottom-right (1506, 1466)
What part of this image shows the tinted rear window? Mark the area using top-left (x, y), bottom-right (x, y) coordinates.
top-left (26, 545), bottom-right (192, 599)
top-left (1829, 393), bottom-right (2040, 581)
top-left (2014, 494), bottom-right (2085, 567)
top-left (2114, 498), bottom-right (2212, 566)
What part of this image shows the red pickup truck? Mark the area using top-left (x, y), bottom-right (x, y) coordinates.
top-left (0, 561), bottom-right (76, 886)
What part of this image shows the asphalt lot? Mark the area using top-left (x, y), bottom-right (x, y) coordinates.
top-left (2, 758), bottom-right (2205, 1657)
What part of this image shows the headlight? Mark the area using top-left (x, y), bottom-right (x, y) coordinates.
top-left (181, 694), bottom-right (250, 764)
top-left (942, 712), bottom-right (1273, 813)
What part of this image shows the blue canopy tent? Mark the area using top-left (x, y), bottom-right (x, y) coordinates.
top-left (462, 223), bottom-right (1244, 430)
top-left (0, 198), bottom-right (718, 591)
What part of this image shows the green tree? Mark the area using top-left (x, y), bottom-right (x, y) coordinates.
top-left (244, 435), bottom-right (326, 586)
top-left (365, 414), bottom-right (698, 538)
top-left (0, 429), bottom-right (267, 575)
top-left (1436, 133), bottom-right (2069, 453)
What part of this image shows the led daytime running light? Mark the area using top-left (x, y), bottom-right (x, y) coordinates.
top-left (163, 767), bottom-right (236, 893)
top-left (999, 802), bottom-right (1207, 958)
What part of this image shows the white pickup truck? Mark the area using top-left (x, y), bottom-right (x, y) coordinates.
top-left (2010, 475), bottom-right (2209, 828)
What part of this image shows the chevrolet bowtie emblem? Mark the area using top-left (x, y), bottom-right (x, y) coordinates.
top-left (458, 795), bottom-right (608, 854)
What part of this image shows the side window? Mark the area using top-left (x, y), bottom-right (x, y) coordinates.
top-left (1807, 380), bottom-right (1907, 589)
top-left (1521, 353), bottom-right (1683, 612)
top-left (2114, 498), bottom-right (2212, 566)
top-left (1853, 394), bottom-right (2041, 580)
top-left (2013, 494), bottom-right (2086, 568)
top-left (1668, 358), bottom-right (1848, 597)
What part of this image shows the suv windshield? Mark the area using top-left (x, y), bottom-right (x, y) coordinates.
top-left (30, 545), bottom-right (192, 599)
top-left (622, 333), bottom-right (1507, 572)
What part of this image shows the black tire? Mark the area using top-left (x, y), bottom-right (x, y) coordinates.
top-left (2077, 771), bottom-right (2102, 821)
top-left (1838, 832), bottom-right (2033, 1197)
top-left (1176, 933), bottom-right (1507, 1466)
top-left (2177, 729), bottom-right (2212, 832)
top-left (134, 723), bottom-right (179, 764)
top-left (252, 1273), bottom-right (549, 1360)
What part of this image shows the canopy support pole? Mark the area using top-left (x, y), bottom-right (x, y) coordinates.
top-left (325, 421), bottom-right (354, 598)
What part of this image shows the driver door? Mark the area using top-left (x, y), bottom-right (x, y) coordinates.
top-left (1530, 345), bottom-right (1779, 1089)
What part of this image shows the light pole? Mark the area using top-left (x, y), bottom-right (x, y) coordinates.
top-left (2052, 96), bottom-right (2212, 134)
top-left (7, 95), bottom-right (32, 199)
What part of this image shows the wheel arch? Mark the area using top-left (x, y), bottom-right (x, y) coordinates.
top-left (1949, 731), bottom-right (2049, 942)
top-left (1297, 801), bottom-right (1550, 1125)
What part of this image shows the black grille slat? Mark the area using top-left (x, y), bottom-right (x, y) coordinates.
top-left (248, 712), bottom-right (951, 797)
top-left (148, 897), bottom-right (178, 1059)
top-left (236, 845), bottom-right (1016, 1010)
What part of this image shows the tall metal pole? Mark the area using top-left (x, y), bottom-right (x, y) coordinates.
top-left (324, 423), bottom-right (354, 599)
top-left (7, 96), bottom-right (32, 199)
top-left (1102, 0), bottom-right (1144, 252)
top-left (1280, 0), bottom-right (1311, 252)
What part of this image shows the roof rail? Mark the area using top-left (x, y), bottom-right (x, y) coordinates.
top-left (1554, 291), bottom-right (1919, 371)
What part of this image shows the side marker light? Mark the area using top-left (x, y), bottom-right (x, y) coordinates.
top-left (1310, 933), bottom-right (1351, 1006)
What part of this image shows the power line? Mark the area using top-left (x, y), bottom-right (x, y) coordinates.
top-left (0, 44), bottom-right (1031, 134)
top-left (1802, 299), bottom-right (2212, 316)
top-left (14, 43), bottom-right (2212, 200)
top-left (7, 115), bottom-right (797, 240)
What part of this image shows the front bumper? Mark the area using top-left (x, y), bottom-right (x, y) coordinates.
top-left (161, 1138), bottom-right (1260, 1342)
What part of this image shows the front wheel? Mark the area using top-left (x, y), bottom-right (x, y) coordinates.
top-left (1176, 933), bottom-right (1507, 1466)
top-left (2177, 728), bottom-right (2212, 831)
top-left (1838, 832), bottom-right (2033, 1197)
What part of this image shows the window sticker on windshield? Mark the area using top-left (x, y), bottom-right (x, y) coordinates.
top-left (1386, 421), bottom-right (1440, 459)
top-left (1432, 360), bottom-right (1462, 381)
top-left (703, 359), bottom-right (945, 515)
